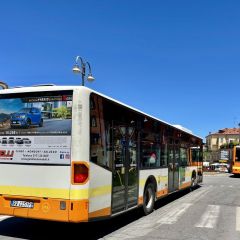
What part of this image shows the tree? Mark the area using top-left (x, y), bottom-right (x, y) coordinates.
top-left (220, 141), bottom-right (240, 149)
top-left (55, 106), bottom-right (68, 119)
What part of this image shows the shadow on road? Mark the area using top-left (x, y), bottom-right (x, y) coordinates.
top-left (0, 186), bottom-right (201, 240)
top-left (229, 174), bottom-right (240, 178)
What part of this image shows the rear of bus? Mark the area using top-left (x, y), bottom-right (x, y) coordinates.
top-left (232, 146), bottom-right (240, 175)
top-left (0, 86), bottom-right (89, 222)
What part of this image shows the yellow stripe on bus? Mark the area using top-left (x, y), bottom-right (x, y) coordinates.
top-left (139, 176), bottom-right (168, 188)
top-left (71, 185), bottom-right (112, 199)
top-left (185, 171), bottom-right (192, 177)
top-left (139, 179), bottom-right (146, 187)
top-left (0, 185), bottom-right (70, 199)
top-left (0, 185), bottom-right (112, 200)
top-left (89, 185), bottom-right (111, 198)
top-left (160, 176), bottom-right (168, 182)
top-left (70, 189), bottom-right (89, 199)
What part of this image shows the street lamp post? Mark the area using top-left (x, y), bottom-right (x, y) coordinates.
top-left (72, 56), bottom-right (95, 86)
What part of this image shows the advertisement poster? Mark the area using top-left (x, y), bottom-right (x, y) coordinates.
top-left (220, 150), bottom-right (229, 162)
top-left (0, 92), bottom-right (72, 165)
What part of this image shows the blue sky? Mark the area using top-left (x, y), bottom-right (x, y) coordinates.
top-left (0, 1), bottom-right (240, 140)
top-left (0, 99), bottom-right (23, 114)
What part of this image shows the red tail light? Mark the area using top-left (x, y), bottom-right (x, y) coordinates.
top-left (73, 163), bottom-right (89, 184)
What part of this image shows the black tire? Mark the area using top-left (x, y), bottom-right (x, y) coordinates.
top-left (26, 119), bottom-right (31, 128)
top-left (143, 183), bottom-right (155, 215)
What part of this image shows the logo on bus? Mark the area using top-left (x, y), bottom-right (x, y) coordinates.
top-left (0, 150), bottom-right (14, 159)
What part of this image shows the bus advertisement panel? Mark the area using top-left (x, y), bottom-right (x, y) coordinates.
top-left (0, 91), bottom-right (72, 165)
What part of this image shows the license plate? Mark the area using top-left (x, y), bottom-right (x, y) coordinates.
top-left (10, 200), bottom-right (34, 208)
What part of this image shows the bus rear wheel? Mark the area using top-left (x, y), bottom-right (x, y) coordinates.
top-left (143, 183), bottom-right (155, 215)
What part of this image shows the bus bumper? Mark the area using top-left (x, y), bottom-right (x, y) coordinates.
top-left (0, 195), bottom-right (89, 222)
top-left (232, 167), bottom-right (240, 174)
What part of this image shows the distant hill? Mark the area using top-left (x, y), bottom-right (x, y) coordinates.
top-left (0, 113), bottom-right (10, 122)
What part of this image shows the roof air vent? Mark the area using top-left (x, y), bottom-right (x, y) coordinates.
top-left (32, 84), bottom-right (56, 87)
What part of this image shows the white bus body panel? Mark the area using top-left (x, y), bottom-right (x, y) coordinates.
top-left (184, 166), bottom-right (197, 183)
top-left (89, 163), bottom-right (112, 214)
top-left (139, 168), bottom-right (168, 198)
top-left (0, 165), bottom-right (70, 198)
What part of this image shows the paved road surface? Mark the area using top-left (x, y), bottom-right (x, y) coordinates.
top-left (0, 173), bottom-right (239, 239)
top-left (103, 173), bottom-right (240, 240)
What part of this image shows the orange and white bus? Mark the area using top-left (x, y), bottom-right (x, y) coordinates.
top-left (0, 84), bottom-right (203, 222)
top-left (231, 146), bottom-right (240, 175)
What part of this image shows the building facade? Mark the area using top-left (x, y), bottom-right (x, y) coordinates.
top-left (206, 128), bottom-right (240, 151)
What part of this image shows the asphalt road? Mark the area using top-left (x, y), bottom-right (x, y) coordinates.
top-left (36, 119), bottom-right (71, 134)
top-left (9, 119), bottom-right (71, 135)
top-left (0, 173), bottom-right (239, 240)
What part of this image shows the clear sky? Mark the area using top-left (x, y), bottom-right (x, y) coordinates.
top-left (0, 1), bottom-right (240, 140)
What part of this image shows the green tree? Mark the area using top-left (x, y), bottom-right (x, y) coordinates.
top-left (220, 141), bottom-right (240, 149)
top-left (55, 106), bottom-right (68, 119)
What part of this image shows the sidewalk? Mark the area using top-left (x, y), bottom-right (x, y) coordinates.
top-left (203, 171), bottom-right (230, 176)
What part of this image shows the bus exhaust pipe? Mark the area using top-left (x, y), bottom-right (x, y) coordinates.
top-left (0, 81), bottom-right (8, 89)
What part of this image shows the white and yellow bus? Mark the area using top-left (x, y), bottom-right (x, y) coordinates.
top-left (231, 146), bottom-right (240, 175)
top-left (0, 84), bottom-right (202, 222)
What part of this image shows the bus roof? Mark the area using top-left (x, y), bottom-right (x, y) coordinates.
top-left (0, 85), bottom-right (202, 140)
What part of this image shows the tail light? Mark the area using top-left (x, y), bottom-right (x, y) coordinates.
top-left (73, 163), bottom-right (89, 184)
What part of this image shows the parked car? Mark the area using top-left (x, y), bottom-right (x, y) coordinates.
top-left (211, 163), bottom-right (229, 173)
top-left (22, 138), bottom-right (31, 144)
top-left (2, 137), bottom-right (7, 144)
top-left (15, 138), bottom-right (23, 144)
top-left (10, 107), bottom-right (43, 128)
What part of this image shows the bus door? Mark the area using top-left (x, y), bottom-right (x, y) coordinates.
top-left (112, 122), bottom-right (138, 214)
top-left (168, 146), bottom-right (179, 192)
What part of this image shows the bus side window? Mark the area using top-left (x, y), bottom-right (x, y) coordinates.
top-left (160, 144), bottom-right (168, 167)
top-left (180, 148), bottom-right (188, 166)
top-left (90, 94), bottom-right (112, 170)
top-left (140, 119), bottom-right (161, 168)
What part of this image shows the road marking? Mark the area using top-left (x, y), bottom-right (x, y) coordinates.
top-left (109, 203), bottom-right (193, 239)
top-left (180, 186), bottom-right (211, 204)
top-left (157, 203), bottom-right (192, 224)
top-left (195, 205), bottom-right (220, 228)
top-left (236, 207), bottom-right (240, 231)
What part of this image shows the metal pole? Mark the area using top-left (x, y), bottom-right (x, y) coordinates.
top-left (82, 62), bottom-right (86, 86)
top-left (82, 74), bottom-right (84, 86)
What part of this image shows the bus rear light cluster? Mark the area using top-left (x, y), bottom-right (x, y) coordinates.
top-left (73, 163), bottom-right (89, 184)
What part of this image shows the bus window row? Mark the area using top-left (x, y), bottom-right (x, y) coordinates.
top-left (90, 93), bottom-right (202, 171)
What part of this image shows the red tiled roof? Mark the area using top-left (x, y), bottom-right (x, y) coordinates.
top-left (211, 128), bottom-right (240, 135)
